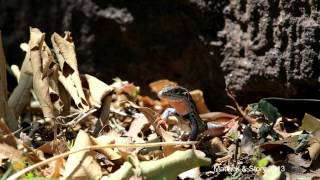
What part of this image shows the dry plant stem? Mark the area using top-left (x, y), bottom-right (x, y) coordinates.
top-left (57, 108), bottom-right (97, 127)
top-left (7, 141), bottom-right (198, 180)
top-left (225, 88), bottom-right (255, 124)
top-left (0, 31), bottom-right (18, 131)
top-left (233, 139), bottom-right (239, 166)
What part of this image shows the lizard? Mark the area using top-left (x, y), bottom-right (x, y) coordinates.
top-left (158, 85), bottom-right (223, 140)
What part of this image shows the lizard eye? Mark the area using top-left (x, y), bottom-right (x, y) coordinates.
top-left (173, 89), bottom-right (179, 94)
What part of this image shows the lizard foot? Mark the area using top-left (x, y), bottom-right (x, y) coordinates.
top-left (155, 117), bottom-right (168, 130)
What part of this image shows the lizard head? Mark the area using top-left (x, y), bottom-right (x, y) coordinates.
top-left (158, 86), bottom-right (189, 101)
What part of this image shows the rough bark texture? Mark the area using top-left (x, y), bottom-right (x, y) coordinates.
top-left (0, 0), bottom-right (228, 110)
top-left (220, 0), bottom-right (320, 102)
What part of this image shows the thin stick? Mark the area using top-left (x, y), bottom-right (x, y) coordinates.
top-left (225, 87), bottom-right (255, 124)
top-left (7, 141), bottom-right (197, 180)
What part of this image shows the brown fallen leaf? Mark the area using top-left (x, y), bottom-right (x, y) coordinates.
top-left (126, 113), bottom-right (150, 142)
top-left (0, 119), bottom-right (17, 148)
top-left (200, 112), bottom-right (237, 123)
top-left (208, 137), bottom-right (228, 157)
top-left (0, 140), bottom-right (23, 164)
top-left (63, 130), bottom-right (102, 179)
top-left (43, 158), bottom-right (65, 178)
top-left (82, 74), bottom-right (114, 108)
top-left (137, 95), bottom-right (156, 108)
top-left (91, 135), bottom-right (123, 164)
top-left (308, 129), bottom-right (320, 166)
top-left (149, 79), bottom-right (178, 93)
top-left (29, 27), bottom-right (56, 120)
top-left (190, 89), bottom-right (209, 114)
top-left (300, 113), bottom-right (320, 132)
top-left (51, 32), bottom-right (89, 111)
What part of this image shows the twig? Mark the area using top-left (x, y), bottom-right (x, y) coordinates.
top-left (56, 108), bottom-right (97, 127)
top-left (233, 138), bottom-right (239, 166)
top-left (225, 87), bottom-right (255, 124)
top-left (7, 141), bottom-right (198, 180)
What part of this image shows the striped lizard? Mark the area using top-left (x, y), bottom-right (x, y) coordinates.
top-left (158, 86), bottom-right (223, 140)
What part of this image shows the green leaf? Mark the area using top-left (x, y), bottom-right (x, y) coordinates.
top-left (257, 100), bottom-right (280, 123)
top-left (257, 156), bottom-right (271, 168)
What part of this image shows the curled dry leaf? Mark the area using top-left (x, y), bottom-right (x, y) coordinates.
top-left (51, 32), bottom-right (89, 111)
top-left (29, 27), bottom-right (55, 120)
top-left (149, 79), bottom-right (178, 93)
top-left (82, 74), bottom-right (114, 108)
top-left (63, 130), bottom-right (102, 179)
top-left (137, 95), bottom-right (156, 108)
top-left (190, 89), bottom-right (209, 114)
top-left (126, 101), bottom-right (179, 155)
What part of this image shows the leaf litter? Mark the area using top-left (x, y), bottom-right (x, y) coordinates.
top-left (0, 28), bottom-right (318, 179)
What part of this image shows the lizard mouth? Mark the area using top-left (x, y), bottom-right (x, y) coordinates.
top-left (167, 99), bottom-right (190, 115)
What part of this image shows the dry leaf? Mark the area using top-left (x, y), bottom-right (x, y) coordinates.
top-left (137, 95), bottom-right (156, 108)
top-left (63, 130), bottom-right (102, 179)
top-left (29, 27), bottom-right (55, 120)
top-left (0, 119), bottom-right (17, 148)
top-left (178, 167), bottom-right (200, 179)
top-left (51, 32), bottom-right (89, 111)
top-left (82, 74), bottom-right (114, 108)
top-left (308, 130), bottom-right (320, 166)
top-left (46, 158), bottom-right (65, 178)
top-left (0, 141), bottom-right (22, 163)
top-left (126, 113), bottom-right (151, 142)
top-left (91, 135), bottom-right (124, 164)
top-left (190, 89), bottom-right (209, 113)
top-left (200, 112), bottom-right (237, 123)
top-left (149, 79), bottom-right (178, 93)
top-left (208, 137), bottom-right (227, 157)
top-left (300, 113), bottom-right (320, 132)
